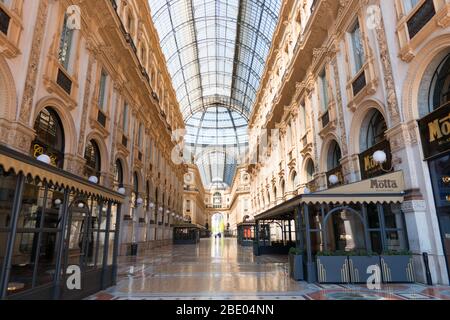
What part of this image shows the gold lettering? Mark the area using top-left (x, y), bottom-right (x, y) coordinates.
top-left (428, 119), bottom-right (443, 142)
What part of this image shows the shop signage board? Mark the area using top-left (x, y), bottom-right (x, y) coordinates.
top-left (359, 140), bottom-right (392, 180)
top-left (418, 102), bottom-right (450, 160)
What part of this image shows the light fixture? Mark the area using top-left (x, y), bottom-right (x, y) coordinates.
top-left (171, 212), bottom-right (175, 217)
top-left (328, 175), bottom-right (339, 185)
top-left (136, 198), bottom-right (144, 205)
top-left (37, 154), bottom-right (51, 164)
top-left (118, 187), bottom-right (126, 195)
top-left (54, 199), bottom-right (62, 206)
top-left (149, 202), bottom-right (155, 209)
top-left (78, 203), bottom-right (85, 208)
top-left (304, 187), bottom-right (311, 195)
top-left (88, 176), bottom-right (99, 184)
top-left (373, 150), bottom-right (387, 164)
top-left (166, 209), bottom-right (170, 214)
top-left (372, 150), bottom-right (393, 172)
top-left (159, 207), bottom-right (163, 212)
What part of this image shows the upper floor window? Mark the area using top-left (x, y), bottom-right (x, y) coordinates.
top-left (403, 0), bottom-right (420, 14)
top-left (306, 159), bottom-right (315, 182)
top-left (98, 70), bottom-right (108, 110)
top-left (213, 192), bottom-right (222, 208)
top-left (319, 69), bottom-right (329, 111)
top-left (58, 13), bottom-right (75, 70)
top-left (1, 0), bottom-right (12, 7)
top-left (138, 123), bottom-right (144, 148)
top-left (349, 21), bottom-right (365, 75)
top-left (122, 102), bottom-right (129, 133)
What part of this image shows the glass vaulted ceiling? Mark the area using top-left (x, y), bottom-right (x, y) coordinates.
top-left (148, 0), bottom-right (281, 188)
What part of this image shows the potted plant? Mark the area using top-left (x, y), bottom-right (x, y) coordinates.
top-left (380, 250), bottom-right (414, 283)
top-left (347, 250), bottom-right (380, 284)
top-left (316, 251), bottom-right (350, 284)
top-left (288, 247), bottom-right (304, 281)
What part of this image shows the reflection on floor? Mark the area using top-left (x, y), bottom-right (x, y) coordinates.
top-left (88, 239), bottom-right (450, 300)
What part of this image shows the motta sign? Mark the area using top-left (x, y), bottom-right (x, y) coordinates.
top-left (359, 140), bottom-right (392, 180)
top-left (370, 179), bottom-right (399, 189)
top-left (418, 103), bottom-right (450, 160)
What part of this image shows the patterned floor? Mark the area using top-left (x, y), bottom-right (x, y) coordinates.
top-left (88, 239), bottom-right (450, 300)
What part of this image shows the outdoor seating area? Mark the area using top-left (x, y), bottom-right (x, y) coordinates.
top-left (253, 172), bottom-right (412, 284)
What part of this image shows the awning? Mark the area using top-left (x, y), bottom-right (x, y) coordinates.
top-left (255, 171), bottom-right (405, 221)
top-left (0, 145), bottom-right (125, 203)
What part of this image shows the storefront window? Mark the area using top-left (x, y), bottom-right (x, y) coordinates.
top-left (7, 178), bottom-right (65, 296)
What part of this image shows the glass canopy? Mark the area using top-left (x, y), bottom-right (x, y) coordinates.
top-left (148, 0), bottom-right (281, 187)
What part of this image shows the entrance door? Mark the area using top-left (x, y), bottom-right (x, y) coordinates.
top-left (429, 153), bottom-right (450, 278)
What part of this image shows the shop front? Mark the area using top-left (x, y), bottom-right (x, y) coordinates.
top-left (237, 222), bottom-right (255, 247)
top-left (173, 223), bottom-right (201, 245)
top-left (419, 102), bottom-right (450, 280)
top-left (0, 145), bottom-right (124, 300)
top-left (254, 171), bottom-right (409, 283)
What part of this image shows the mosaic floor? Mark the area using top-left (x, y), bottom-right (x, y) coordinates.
top-left (88, 239), bottom-right (450, 300)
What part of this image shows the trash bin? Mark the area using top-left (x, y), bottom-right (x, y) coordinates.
top-left (130, 243), bottom-right (138, 256)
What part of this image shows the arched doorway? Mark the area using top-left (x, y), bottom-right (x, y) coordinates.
top-left (417, 52), bottom-right (450, 280)
top-left (211, 212), bottom-right (225, 237)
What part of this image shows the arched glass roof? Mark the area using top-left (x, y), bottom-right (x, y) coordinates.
top-left (148, 0), bottom-right (281, 187)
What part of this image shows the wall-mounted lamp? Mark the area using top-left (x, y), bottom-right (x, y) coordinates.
top-left (88, 176), bottom-right (99, 184)
top-left (328, 174), bottom-right (339, 185)
top-left (372, 150), bottom-right (393, 172)
top-left (37, 154), bottom-right (51, 164)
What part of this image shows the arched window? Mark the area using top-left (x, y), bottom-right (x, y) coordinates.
top-left (363, 110), bottom-right (387, 151)
top-left (114, 159), bottom-right (123, 188)
top-left (306, 159), bottom-right (315, 182)
top-left (84, 140), bottom-right (101, 178)
top-left (32, 107), bottom-right (65, 168)
top-left (327, 141), bottom-right (342, 171)
top-left (213, 192), bottom-right (222, 209)
top-left (280, 179), bottom-right (285, 197)
top-left (429, 53), bottom-right (450, 112)
top-left (291, 171), bottom-right (298, 190)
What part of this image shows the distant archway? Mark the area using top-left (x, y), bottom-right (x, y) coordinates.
top-left (211, 212), bottom-right (225, 236)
